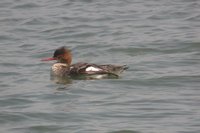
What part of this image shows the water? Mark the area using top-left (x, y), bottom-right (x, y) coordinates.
top-left (0, 0), bottom-right (200, 133)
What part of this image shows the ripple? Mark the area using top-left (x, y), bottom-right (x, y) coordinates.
top-left (23, 18), bottom-right (47, 25)
top-left (0, 112), bottom-right (29, 123)
top-left (108, 47), bottom-right (161, 56)
top-left (21, 125), bottom-right (62, 132)
top-left (12, 2), bottom-right (41, 9)
top-left (0, 97), bottom-right (34, 108)
top-left (0, 72), bottom-right (21, 77)
top-left (109, 130), bottom-right (140, 133)
top-left (0, 35), bottom-right (14, 41)
top-left (48, 31), bottom-right (96, 40)
top-left (186, 14), bottom-right (200, 21)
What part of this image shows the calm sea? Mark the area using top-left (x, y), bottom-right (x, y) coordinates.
top-left (0, 0), bottom-right (200, 133)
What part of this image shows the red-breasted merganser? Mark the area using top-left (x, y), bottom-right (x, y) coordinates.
top-left (42, 47), bottom-right (128, 79)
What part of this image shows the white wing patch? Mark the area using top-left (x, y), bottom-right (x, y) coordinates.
top-left (86, 66), bottom-right (101, 72)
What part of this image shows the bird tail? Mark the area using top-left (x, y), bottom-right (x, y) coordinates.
top-left (100, 65), bottom-right (128, 76)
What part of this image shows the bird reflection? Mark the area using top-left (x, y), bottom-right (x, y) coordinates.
top-left (50, 73), bottom-right (119, 85)
top-left (50, 75), bottom-right (72, 85)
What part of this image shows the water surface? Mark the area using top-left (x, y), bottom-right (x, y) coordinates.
top-left (0, 0), bottom-right (200, 133)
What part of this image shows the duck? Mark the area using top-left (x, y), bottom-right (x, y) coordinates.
top-left (42, 46), bottom-right (128, 79)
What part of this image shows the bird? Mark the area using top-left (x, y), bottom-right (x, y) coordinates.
top-left (42, 46), bottom-right (128, 79)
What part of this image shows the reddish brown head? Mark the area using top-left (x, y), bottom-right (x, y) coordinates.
top-left (42, 47), bottom-right (72, 65)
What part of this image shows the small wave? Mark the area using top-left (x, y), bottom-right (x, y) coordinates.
top-left (108, 130), bottom-right (140, 133)
top-left (22, 18), bottom-right (46, 25)
top-left (0, 72), bottom-right (21, 76)
top-left (12, 3), bottom-right (41, 9)
top-left (185, 14), bottom-right (200, 21)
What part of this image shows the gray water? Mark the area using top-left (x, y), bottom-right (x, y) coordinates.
top-left (0, 0), bottom-right (200, 133)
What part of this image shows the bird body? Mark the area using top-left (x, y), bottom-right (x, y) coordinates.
top-left (42, 47), bottom-right (128, 79)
